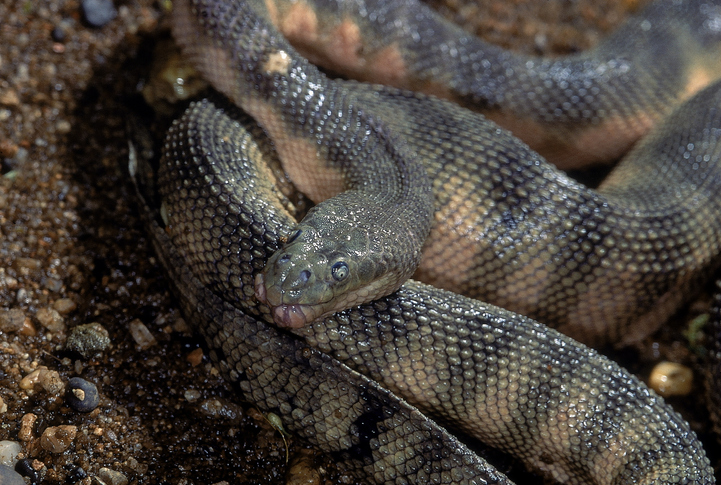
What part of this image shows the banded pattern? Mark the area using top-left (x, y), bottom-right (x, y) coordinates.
top-left (131, 0), bottom-right (721, 482)
top-left (141, 96), bottom-right (716, 483)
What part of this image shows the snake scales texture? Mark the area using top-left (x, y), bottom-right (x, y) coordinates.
top-left (129, 0), bottom-right (721, 482)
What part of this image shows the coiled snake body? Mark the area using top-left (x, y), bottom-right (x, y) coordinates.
top-left (130, 0), bottom-right (721, 482)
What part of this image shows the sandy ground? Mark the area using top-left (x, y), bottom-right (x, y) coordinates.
top-left (0, 0), bottom-right (718, 484)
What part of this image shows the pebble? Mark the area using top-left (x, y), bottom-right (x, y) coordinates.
top-left (0, 441), bottom-right (21, 467)
top-left (65, 466), bottom-right (87, 484)
top-left (42, 277), bottom-right (63, 293)
top-left (50, 25), bottom-right (65, 42)
top-left (172, 317), bottom-right (190, 333)
top-left (15, 289), bottom-right (29, 306)
top-left (66, 377), bottom-right (100, 413)
top-left (55, 120), bottom-right (72, 135)
top-left (18, 414), bottom-right (36, 442)
top-left (52, 298), bottom-right (77, 315)
top-left (183, 389), bottom-right (200, 402)
top-left (648, 361), bottom-right (693, 397)
top-left (35, 307), bottom-right (65, 334)
top-left (198, 398), bottom-right (244, 422)
top-left (128, 319), bottom-right (156, 350)
top-left (0, 89), bottom-right (19, 107)
top-left (0, 396), bottom-right (5, 413)
top-left (40, 425), bottom-right (77, 453)
top-left (65, 322), bottom-right (111, 359)
top-left (0, 465), bottom-right (25, 485)
top-left (186, 347), bottom-right (203, 366)
top-left (97, 467), bottom-right (128, 485)
top-left (286, 449), bottom-right (321, 485)
top-left (0, 309), bottom-right (26, 333)
top-left (81, 0), bottom-right (118, 28)
top-left (0, 139), bottom-right (18, 158)
top-left (19, 367), bottom-right (65, 396)
top-left (14, 458), bottom-right (44, 484)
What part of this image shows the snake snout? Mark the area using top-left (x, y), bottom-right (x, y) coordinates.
top-left (254, 273), bottom-right (315, 328)
top-left (277, 264), bottom-right (315, 293)
top-left (257, 250), bottom-right (322, 305)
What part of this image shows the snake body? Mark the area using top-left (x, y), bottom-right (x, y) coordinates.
top-left (172, 0), bottom-right (721, 347)
top-left (135, 96), bottom-right (713, 484)
top-left (132, 0), bottom-right (721, 482)
top-left (264, 0), bottom-right (721, 168)
top-left (173, 0), bottom-right (436, 328)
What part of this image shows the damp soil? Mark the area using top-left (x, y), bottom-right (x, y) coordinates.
top-left (0, 0), bottom-right (718, 484)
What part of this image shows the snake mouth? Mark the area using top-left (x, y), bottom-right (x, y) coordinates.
top-left (255, 273), bottom-right (318, 328)
top-left (271, 304), bottom-right (312, 328)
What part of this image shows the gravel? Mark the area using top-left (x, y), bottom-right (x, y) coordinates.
top-left (81, 0), bottom-right (118, 28)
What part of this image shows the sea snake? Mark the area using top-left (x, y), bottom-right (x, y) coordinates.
top-left (130, 0), bottom-right (721, 482)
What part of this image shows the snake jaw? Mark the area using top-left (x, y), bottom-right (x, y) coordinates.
top-left (255, 273), bottom-right (320, 328)
top-left (272, 304), bottom-right (312, 328)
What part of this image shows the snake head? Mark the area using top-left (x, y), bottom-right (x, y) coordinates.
top-left (255, 225), bottom-right (394, 328)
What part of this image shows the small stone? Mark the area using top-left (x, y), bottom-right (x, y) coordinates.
top-left (0, 465), bottom-right (24, 485)
top-left (128, 319), bottom-right (156, 350)
top-left (39, 369), bottom-right (65, 396)
top-left (0, 309), bottom-right (26, 333)
top-left (14, 258), bottom-right (41, 272)
top-left (50, 26), bottom-right (65, 42)
top-left (186, 347), bottom-right (203, 366)
top-left (19, 368), bottom-right (42, 390)
top-left (81, 0), bottom-right (118, 27)
top-left (18, 414), bottom-right (36, 442)
top-left (18, 319), bottom-right (36, 337)
top-left (0, 441), bottom-right (22, 467)
top-left (172, 317), bottom-right (190, 333)
top-left (0, 139), bottom-right (18, 158)
top-left (0, 396), bottom-right (6, 413)
top-left (42, 277), bottom-right (63, 293)
top-left (14, 459), bottom-right (44, 484)
top-left (2, 276), bottom-right (18, 289)
top-left (20, 366), bottom-right (65, 396)
top-left (183, 389), bottom-right (200, 403)
top-left (35, 307), bottom-right (65, 333)
top-left (40, 425), bottom-right (77, 453)
top-left (648, 361), bottom-right (693, 397)
top-left (97, 467), bottom-right (128, 485)
top-left (55, 119), bottom-right (72, 134)
top-left (286, 449), bottom-right (321, 485)
top-left (15, 289), bottom-right (29, 305)
top-left (66, 322), bottom-right (111, 359)
top-left (66, 377), bottom-right (100, 413)
top-left (52, 298), bottom-right (77, 315)
top-left (0, 89), bottom-right (19, 107)
top-left (198, 398), bottom-right (244, 422)
top-left (65, 465), bottom-right (87, 484)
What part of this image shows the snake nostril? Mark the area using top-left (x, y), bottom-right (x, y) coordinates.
top-left (299, 269), bottom-right (311, 283)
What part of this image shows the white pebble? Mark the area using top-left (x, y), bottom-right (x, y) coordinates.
top-left (0, 441), bottom-right (22, 467)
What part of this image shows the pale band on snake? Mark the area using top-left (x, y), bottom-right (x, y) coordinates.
top-left (130, 0), bottom-right (721, 482)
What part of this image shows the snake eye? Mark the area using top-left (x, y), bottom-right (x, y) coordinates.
top-left (287, 229), bottom-right (302, 243)
top-left (331, 261), bottom-right (349, 281)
